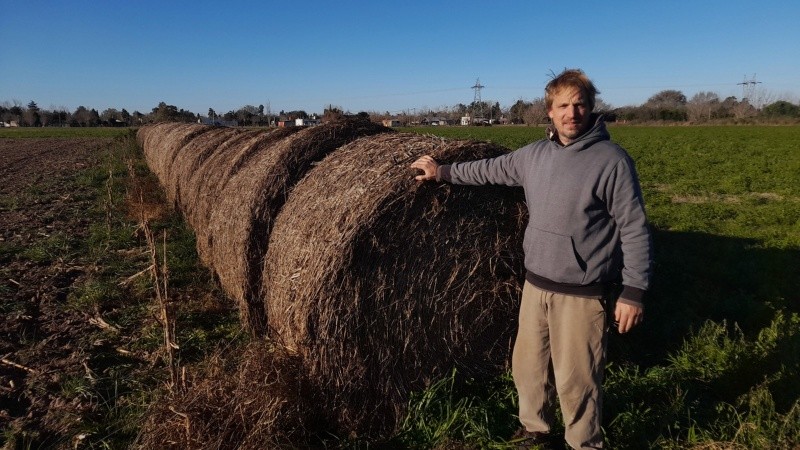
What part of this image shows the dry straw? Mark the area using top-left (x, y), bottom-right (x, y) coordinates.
top-left (185, 126), bottom-right (303, 265)
top-left (136, 341), bottom-right (320, 449)
top-left (208, 117), bottom-right (390, 333)
top-left (164, 124), bottom-right (238, 209)
top-left (263, 132), bottom-right (528, 436)
top-left (139, 123), bottom-right (210, 194)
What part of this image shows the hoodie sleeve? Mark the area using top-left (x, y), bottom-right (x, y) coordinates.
top-left (606, 155), bottom-right (654, 306)
top-left (439, 146), bottom-right (528, 187)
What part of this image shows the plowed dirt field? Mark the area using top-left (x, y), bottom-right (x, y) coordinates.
top-left (1, 137), bottom-right (117, 445)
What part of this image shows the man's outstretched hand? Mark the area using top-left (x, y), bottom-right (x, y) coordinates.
top-left (411, 155), bottom-right (439, 181)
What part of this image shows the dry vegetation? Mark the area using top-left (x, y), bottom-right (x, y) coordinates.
top-left (264, 132), bottom-right (527, 436)
top-left (134, 121), bottom-right (529, 443)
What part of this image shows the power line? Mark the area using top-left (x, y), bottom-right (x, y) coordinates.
top-left (737, 74), bottom-right (762, 103)
top-left (471, 78), bottom-right (484, 120)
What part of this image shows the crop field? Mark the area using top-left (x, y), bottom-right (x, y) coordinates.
top-left (416, 125), bottom-right (800, 247)
top-left (400, 125), bottom-right (800, 448)
top-left (1, 125), bottom-right (798, 449)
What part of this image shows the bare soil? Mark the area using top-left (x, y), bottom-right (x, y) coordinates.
top-left (0, 137), bottom-right (120, 445)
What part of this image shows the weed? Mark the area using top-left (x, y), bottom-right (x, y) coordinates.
top-left (19, 232), bottom-right (76, 263)
top-left (0, 194), bottom-right (21, 211)
top-left (391, 369), bottom-right (519, 448)
top-left (67, 278), bottom-right (120, 311)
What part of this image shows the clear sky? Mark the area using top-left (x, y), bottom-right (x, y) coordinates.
top-left (1, 0), bottom-right (798, 116)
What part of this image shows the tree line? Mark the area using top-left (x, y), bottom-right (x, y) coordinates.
top-left (3, 89), bottom-right (799, 128)
top-left (379, 90), bottom-right (799, 126)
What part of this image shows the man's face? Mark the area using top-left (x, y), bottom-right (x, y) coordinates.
top-left (547, 87), bottom-right (592, 145)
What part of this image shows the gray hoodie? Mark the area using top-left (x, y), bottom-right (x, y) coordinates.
top-left (438, 117), bottom-right (653, 306)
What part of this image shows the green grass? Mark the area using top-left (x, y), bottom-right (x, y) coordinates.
top-left (0, 127), bottom-right (131, 139)
top-left (401, 125), bottom-right (800, 449)
top-left (408, 125), bottom-right (545, 150)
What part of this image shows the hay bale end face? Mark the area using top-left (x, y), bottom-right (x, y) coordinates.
top-left (208, 118), bottom-right (391, 333)
top-left (139, 123), bottom-right (215, 199)
top-left (263, 132), bottom-right (527, 436)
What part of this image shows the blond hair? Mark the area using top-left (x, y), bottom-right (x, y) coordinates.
top-left (545, 69), bottom-right (599, 111)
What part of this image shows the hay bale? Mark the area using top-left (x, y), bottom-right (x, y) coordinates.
top-left (137, 124), bottom-right (303, 265)
top-left (166, 126), bottom-right (242, 211)
top-left (137, 123), bottom-right (180, 181)
top-left (184, 126), bottom-right (303, 265)
top-left (208, 117), bottom-right (390, 333)
top-left (262, 132), bottom-right (527, 436)
top-left (138, 123), bottom-right (212, 191)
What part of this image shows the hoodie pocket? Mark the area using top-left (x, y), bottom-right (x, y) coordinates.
top-left (525, 226), bottom-right (587, 284)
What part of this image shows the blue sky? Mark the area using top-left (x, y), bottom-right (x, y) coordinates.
top-left (1, 0), bottom-right (798, 116)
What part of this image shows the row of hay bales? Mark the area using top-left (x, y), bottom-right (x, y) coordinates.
top-left (136, 118), bottom-right (528, 439)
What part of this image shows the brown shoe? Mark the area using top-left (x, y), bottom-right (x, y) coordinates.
top-left (510, 427), bottom-right (554, 449)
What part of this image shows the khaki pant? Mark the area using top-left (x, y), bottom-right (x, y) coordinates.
top-left (512, 281), bottom-right (609, 449)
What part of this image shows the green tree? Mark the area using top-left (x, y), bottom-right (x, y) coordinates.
top-left (121, 109), bottom-right (131, 126)
top-left (236, 105), bottom-right (259, 126)
top-left (24, 100), bottom-right (41, 126)
top-left (152, 102), bottom-right (179, 122)
top-left (644, 90), bottom-right (688, 121)
top-left (762, 100), bottom-right (800, 118)
top-left (72, 106), bottom-right (91, 126)
top-left (646, 90), bottom-right (687, 108)
top-left (89, 108), bottom-right (101, 126)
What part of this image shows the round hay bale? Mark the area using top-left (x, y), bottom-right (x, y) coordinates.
top-left (137, 123), bottom-right (183, 181)
top-left (262, 132), bottom-right (527, 437)
top-left (167, 126), bottom-right (242, 212)
top-left (208, 118), bottom-right (391, 333)
top-left (185, 126), bottom-right (303, 265)
top-left (160, 125), bottom-right (233, 206)
top-left (140, 123), bottom-right (212, 191)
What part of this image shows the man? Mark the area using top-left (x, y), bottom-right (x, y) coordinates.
top-left (410, 69), bottom-right (653, 449)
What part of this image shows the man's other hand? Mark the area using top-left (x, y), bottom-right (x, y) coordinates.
top-left (614, 302), bottom-right (643, 334)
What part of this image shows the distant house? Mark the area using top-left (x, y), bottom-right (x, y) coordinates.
top-left (382, 119), bottom-right (402, 127)
top-left (461, 116), bottom-right (490, 126)
top-left (295, 116), bottom-right (321, 127)
top-left (422, 116), bottom-right (450, 126)
top-left (277, 120), bottom-right (295, 127)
